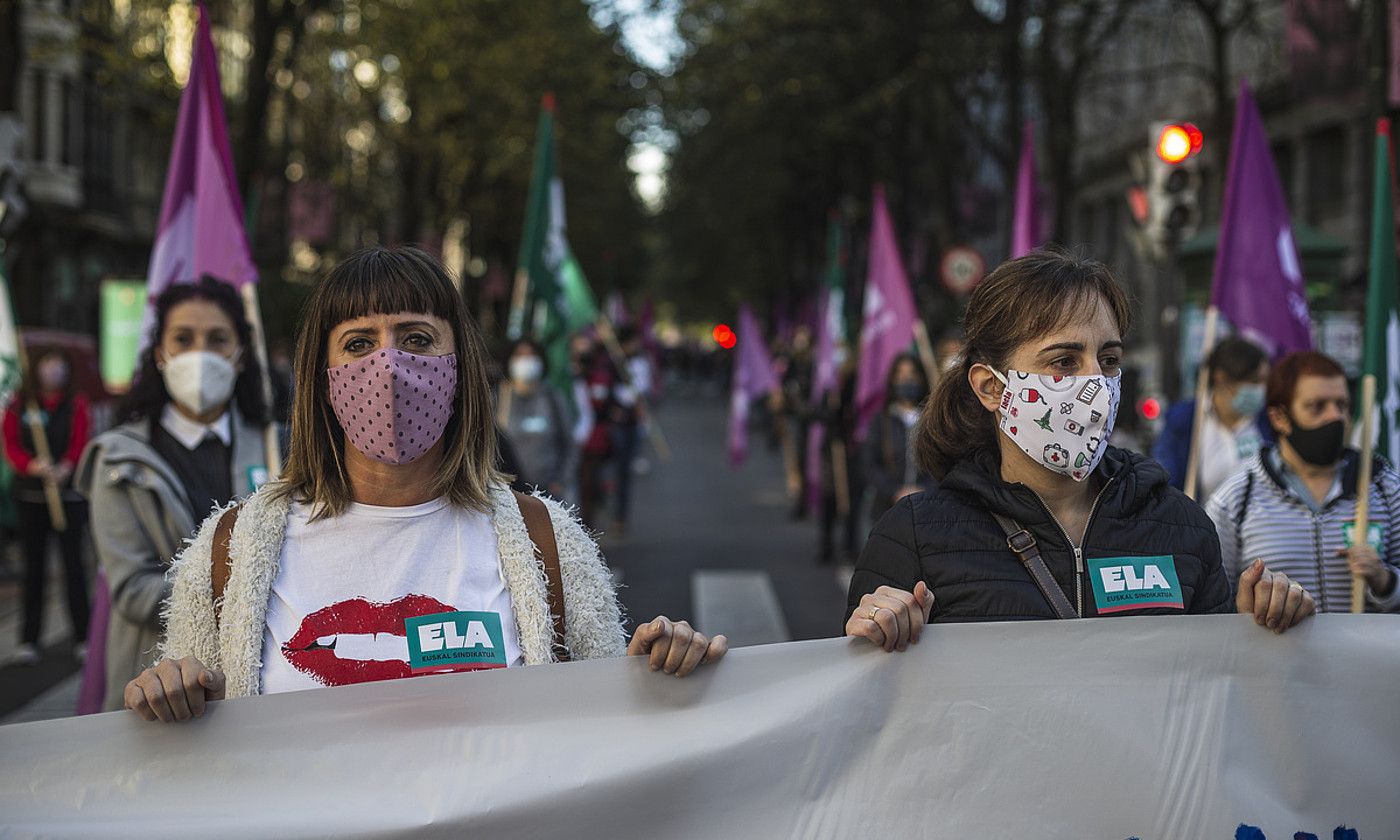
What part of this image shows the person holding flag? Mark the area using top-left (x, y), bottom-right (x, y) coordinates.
top-left (1204, 122), bottom-right (1400, 615)
top-left (71, 3), bottom-right (276, 711)
top-left (844, 249), bottom-right (1316, 650)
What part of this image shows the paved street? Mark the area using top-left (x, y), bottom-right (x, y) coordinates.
top-left (603, 392), bottom-right (850, 645)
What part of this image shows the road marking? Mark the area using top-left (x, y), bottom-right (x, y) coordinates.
top-left (691, 570), bottom-right (791, 647)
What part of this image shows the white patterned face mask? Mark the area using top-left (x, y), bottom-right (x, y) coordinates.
top-left (989, 368), bottom-right (1122, 482)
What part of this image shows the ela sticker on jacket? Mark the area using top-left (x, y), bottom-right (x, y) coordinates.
top-left (404, 611), bottom-right (507, 672)
top-left (1087, 556), bottom-right (1184, 613)
top-left (1341, 522), bottom-right (1384, 553)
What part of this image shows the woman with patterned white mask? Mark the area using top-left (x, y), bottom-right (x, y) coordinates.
top-left (77, 276), bottom-right (273, 711)
top-left (122, 247), bottom-right (725, 723)
top-left (844, 249), bottom-right (1316, 651)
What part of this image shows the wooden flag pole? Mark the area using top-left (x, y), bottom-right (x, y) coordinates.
top-left (1352, 374), bottom-right (1378, 613)
top-left (12, 332), bottom-right (66, 531)
top-left (912, 320), bottom-right (941, 391)
top-left (506, 268), bottom-right (530, 340)
top-left (594, 315), bottom-right (672, 462)
top-left (832, 439), bottom-right (851, 517)
top-left (1183, 306), bottom-right (1221, 501)
top-left (239, 284), bottom-right (281, 479)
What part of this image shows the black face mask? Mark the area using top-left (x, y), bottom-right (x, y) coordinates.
top-left (893, 382), bottom-right (927, 404)
top-left (1285, 417), bottom-right (1346, 466)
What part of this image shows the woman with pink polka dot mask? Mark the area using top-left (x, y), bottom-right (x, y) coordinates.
top-left (122, 246), bottom-right (727, 723)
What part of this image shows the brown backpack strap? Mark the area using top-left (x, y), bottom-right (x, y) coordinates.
top-left (211, 504), bottom-right (241, 627)
top-left (513, 491), bottom-right (569, 661)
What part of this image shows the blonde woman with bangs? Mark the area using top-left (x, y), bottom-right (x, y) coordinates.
top-left (124, 247), bottom-right (726, 722)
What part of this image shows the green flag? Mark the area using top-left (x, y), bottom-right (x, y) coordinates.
top-left (822, 211), bottom-right (847, 344)
top-left (0, 252), bottom-right (20, 406)
top-left (510, 94), bottom-right (598, 393)
top-left (1363, 119), bottom-right (1400, 460)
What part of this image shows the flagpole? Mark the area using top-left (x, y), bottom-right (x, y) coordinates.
top-left (239, 284), bottom-right (281, 478)
top-left (1183, 305), bottom-right (1220, 500)
top-left (506, 268), bottom-right (529, 340)
top-left (1352, 374), bottom-right (1378, 613)
top-left (594, 314), bottom-right (671, 462)
top-left (912, 320), bottom-right (941, 391)
top-left (12, 331), bottom-right (66, 530)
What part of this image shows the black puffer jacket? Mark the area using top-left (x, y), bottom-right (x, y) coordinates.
top-left (846, 446), bottom-right (1234, 623)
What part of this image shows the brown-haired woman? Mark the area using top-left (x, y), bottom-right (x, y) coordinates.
top-left (844, 249), bottom-right (1316, 651)
top-left (123, 247), bottom-right (726, 722)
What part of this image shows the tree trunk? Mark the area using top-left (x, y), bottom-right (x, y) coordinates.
top-left (237, 0), bottom-right (280, 198)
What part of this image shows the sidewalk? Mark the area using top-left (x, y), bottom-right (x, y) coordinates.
top-left (0, 536), bottom-right (91, 722)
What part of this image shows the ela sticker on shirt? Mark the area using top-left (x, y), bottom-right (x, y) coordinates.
top-left (1342, 522), bottom-right (1384, 553)
top-left (404, 611), bottom-right (507, 673)
top-left (1087, 556), bottom-right (1184, 614)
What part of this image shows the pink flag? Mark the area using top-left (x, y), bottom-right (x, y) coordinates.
top-left (804, 288), bottom-right (839, 511)
top-left (142, 3), bottom-right (256, 341)
top-left (854, 185), bottom-right (917, 440)
top-left (728, 306), bottom-right (778, 466)
top-left (1011, 121), bottom-right (1040, 258)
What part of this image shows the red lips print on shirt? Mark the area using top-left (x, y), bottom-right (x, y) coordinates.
top-left (281, 594), bottom-right (457, 687)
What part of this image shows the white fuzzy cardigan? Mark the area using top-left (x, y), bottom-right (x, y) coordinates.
top-left (160, 483), bottom-right (628, 698)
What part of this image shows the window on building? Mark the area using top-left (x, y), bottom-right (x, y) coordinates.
top-left (28, 71), bottom-right (47, 164)
top-left (60, 76), bottom-right (75, 167)
top-left (1306, 125), bottom-right (1347, 222)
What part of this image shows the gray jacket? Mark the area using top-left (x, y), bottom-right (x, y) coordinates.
top-left (76, 411), bottom-right (270, 710)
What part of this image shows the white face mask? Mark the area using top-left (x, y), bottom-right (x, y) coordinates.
top-left (161, 350), bottom-right (238, 416)
top-left (990, 367), bottom-right (1121, 482)
top-left (509, 355), bottom-right (544, 384)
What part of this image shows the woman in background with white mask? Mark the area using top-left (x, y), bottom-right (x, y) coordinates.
top-left (498, 337), bottom-right (575, 499)
top-left (844, 250), bottom-right (1316, 650)
top-left (77, 276), bottom-right (271, 710)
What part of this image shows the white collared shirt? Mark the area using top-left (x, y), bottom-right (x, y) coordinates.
top-left (160, 404), bottom-right (232, 451)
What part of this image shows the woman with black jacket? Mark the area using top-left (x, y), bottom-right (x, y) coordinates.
top-left (844, 250), bottom-right (1317, 650)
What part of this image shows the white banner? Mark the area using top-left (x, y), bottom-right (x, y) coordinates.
top-left (2, 615), bottom-right (1398, 839)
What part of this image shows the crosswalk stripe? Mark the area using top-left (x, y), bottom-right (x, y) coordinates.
top-left (691, 570), bottom-right (791, 647)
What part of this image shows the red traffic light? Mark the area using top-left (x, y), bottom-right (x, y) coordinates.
top-left (712, 324), bottom-right (737, 349)
top-left (1156, 123), bottom-right (1203, 165)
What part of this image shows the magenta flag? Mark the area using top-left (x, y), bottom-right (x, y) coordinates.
top-left (1211, 83), bottom-right (1313, 356)
top-left (804, 288), bottom-right (839, 511)
top-left (73, 571), bottom-right (111, 715)
top-left (1011, 121), bottom-right (1040, 258)
top-left (728, 306), bottom-right (779, 466)
top-left (142, 3), bottom-right (256, 344)
top-left (854, 185), bottom-right (917, 440)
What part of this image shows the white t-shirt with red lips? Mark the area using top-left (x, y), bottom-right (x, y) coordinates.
top-left (259, 497), bottom-right (524, 694)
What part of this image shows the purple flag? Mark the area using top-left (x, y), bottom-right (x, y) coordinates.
top-left (1211, 83), bottom-right (1313, 356)
top-left (142, 3), bottom-right (257, 344)
top-left (1011, 121), bottom-right (1040, 258)
top-left (74, 571), bottom-right (111, 715)
top-left (804, 288), bottom-right (839, 512)
top-left (854, 185), bottom-right (917, 440)
top-left (728, 306), bottom-right (779, 466)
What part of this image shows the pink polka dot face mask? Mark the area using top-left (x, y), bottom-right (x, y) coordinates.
top-left (327, 349), bottom-right (458, 465)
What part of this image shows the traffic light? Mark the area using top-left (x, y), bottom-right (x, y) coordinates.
top-left (1135, 121), bottom-right (1203, 259)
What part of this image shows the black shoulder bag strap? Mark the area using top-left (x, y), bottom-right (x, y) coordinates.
top-left (990, 513), bottom-right (1078, 619)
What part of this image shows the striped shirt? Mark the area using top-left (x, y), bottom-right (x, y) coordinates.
top-left (1204, 448), bottom-right (1400, 613)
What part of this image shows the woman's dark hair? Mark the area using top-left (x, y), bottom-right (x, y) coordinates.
top-left (1264, 351), bottom-right (1346, 411)
top-left (17, 347), bottom-right (75, 405)
top-left (1206, 336), bottom-right (1267, 383)
top-left (274, 246), bottom-right (503, 519)
top-left (116, 276), bottom-right (267, 426)
top-left (884, 353), bottom-right (928, 406)
top-left (915, 248), bottom-right (1132, 479)
top-left (506, 337), bottom-right (549, 379)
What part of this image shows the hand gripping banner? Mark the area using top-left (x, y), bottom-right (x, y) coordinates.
top-left (2, 615), bottom-right (1397, 839)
